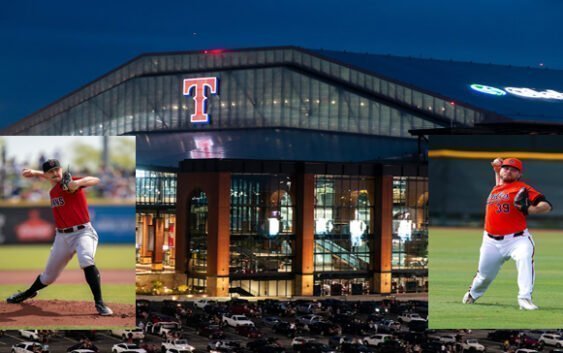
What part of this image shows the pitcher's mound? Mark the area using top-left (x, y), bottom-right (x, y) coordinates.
top-left (0, 299), bottom-right (135, 328)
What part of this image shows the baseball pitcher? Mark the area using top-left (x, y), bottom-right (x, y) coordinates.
top-left (462, 158), bottom-right (552, 310)
top-left (6, 159), bottom-right (113, 316)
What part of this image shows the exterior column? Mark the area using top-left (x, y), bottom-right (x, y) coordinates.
top-left (139, 214), bottom-right (152, 264)
top-left (177, 171), bottom-right (231, 297)
top-left (205, 172), bottom-right (231, 297)
top-left (151, 217), bottom-right (164, 271)
top-left (294, 172), bottom-right (315, 296)
top-left (371, 175), bottom-right (393, 293)
top-left (175, 173), bottom-right (188, 274)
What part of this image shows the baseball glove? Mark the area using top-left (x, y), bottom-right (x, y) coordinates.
top-left (514, 187), bottom-right (530, 215)
top-left (61, 168), bottom-right (72, 192)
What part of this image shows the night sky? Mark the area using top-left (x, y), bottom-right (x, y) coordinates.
top-left (1, 0), bottom-right (562, 129)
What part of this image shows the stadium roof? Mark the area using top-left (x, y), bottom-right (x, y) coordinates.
top-left (5, 46), bottom-right (563, 134)
top-left (312, 49), bottom-right (563, 123)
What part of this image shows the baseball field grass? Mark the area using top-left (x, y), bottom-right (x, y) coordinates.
top-left (0, 244), bottom-right (135, 270)
top-left (429, 227), bottom-right (563, 329)
top-left (0, 244), bottom-right (135, 304)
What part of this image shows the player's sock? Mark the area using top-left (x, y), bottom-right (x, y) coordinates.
top-left (83, 265), bottom-right (103, 303)
top-left (26, 275), bottom-right (47, 294)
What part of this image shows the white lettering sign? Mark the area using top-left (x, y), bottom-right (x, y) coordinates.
top-left (470, 83), bottom-right (563, 100)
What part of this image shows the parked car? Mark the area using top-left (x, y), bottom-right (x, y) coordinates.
top-left (297, 314), bottom-right (325, 326)
top-left (18, 330), bottom-right (42, 341)
top-left (246, 338), bottom-right (282, 351)
top-left (363, 334), bottom-right (393, 347)
top-left (222, 314), bottom-right (255, 328)
top-left (11, 342), bottom-right (49, 353)
top-left (540, 334), bottom-right (563, 348)
top-left (294, 342), bottom-right (336, 353)
top-left (296, 303), bottom-right (319, 315)
top-left (291, 337), bottom-right (316, 350)
top-left (488, 330), bottom-right (514, 342)
top-left (439, 334), bottom-right (458, 344)
top-left (421, 341), bottom-right (443, 353)
top-left (307, 321), bottom-right (341, 336)
top-left (235, 325), bottom-right (262, 338)
top-left (261, 316), bottom-right (281, 327)
top-left (164, 349), bottom-right (195, 353)
top-left (194, 299), bottom-right (217, 310)
top-left (161, 339), bottom-right (195, 353)
top-left (375, 320), bottom-right (401, 333)
top-left (197, 324), bottom-right (225, 339)
top-left (342, 320), bottom-right (372, 335)
top-left (328, 335), bottom-right (355, 349)
top-left (457, 339), bottom-right (485, 352)
top-left (511, 335), bottom-right (544, 350)
top-left (147, 322), bottom-right (181, 337)
top-left (207, 340), bottom-right (241, 352)
top-left (110, 328), bottom-right (145, 340)
top-left (397, 312), bottom-right (426, 323)
top-left (272, 321), bottom-right (296, 337)
top-left (111, 343), bottom-right (146, 353)
top-left (340, 343), bottom-right (377, 353)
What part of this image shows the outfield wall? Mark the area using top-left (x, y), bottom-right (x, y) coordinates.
top-left (430, 158), bottom-right (563, 228)
top-left (0, 204), bottom-right (135, 244)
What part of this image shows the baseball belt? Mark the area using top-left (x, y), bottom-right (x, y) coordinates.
top-left (487, 231), bottom-right (524, 241)
top-left (57, 224), bottom-right (86, 233)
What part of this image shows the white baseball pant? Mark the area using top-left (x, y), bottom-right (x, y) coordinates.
top-left (40, 223), bottom-right (99, 285)
top-left (468, 229), bottom-right (535, 300)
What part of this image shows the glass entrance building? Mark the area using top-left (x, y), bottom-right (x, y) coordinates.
top-left (7, 46), bottom-right (559, 296)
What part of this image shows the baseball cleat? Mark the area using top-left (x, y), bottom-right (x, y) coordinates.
top-left (95, 302), bottom-right (113, 316)
top-left (518, 298), bottom-right (538, 310)
top-left (462, 291), bottom-right (476, 304)
top-left (6, 291), bottom-right (37, 304)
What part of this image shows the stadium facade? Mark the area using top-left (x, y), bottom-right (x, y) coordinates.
top-left (5, 47), bottom-right (562, 297)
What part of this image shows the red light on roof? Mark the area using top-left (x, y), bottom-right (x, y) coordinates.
top-left (449, 101), bottom-right (455, 106)
top-left (203, 49), bottom-right (224, 55)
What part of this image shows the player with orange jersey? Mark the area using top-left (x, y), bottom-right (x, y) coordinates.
top-left (462, 158), bottom-right (552, 310)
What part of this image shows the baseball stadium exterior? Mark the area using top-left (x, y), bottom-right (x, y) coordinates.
top-left (5, 46), bottom-right (562, 297)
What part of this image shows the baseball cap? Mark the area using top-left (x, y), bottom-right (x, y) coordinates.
top-left (501, 158), bottom-right (523, 171)
top-left (42, 159), bottom-right (61, 173)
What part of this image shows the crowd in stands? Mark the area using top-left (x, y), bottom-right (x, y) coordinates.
top-left (1, 156), bottom-right (135, 202)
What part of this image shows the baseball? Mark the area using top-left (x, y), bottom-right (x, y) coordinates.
top-left (491, 158), bottom-right (503, 172)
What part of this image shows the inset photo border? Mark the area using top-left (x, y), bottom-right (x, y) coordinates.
top-left (428, 135), bottom-right (563, 329)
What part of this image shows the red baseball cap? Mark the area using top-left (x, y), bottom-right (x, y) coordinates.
top-left (502, 158), bottom-right (523, 171)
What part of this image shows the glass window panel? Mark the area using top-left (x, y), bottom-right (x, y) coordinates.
top-left (392, 176), bottom-right (428, 271)
top-left (230, 174), bottom-right (295, 275)
top-left (314, 175), bottom-right (374, 272)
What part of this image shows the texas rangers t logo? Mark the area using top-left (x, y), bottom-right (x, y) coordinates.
top-left (183, 77), bottom-right (219, 124)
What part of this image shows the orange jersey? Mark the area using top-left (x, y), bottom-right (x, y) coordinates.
top-left (485, 181), bottom-right (543, 236)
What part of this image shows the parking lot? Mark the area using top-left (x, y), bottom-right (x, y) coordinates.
top-left (2, 296), bottom-right (562, 353)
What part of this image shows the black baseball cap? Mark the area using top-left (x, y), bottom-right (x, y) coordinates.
top-left (42, 159), bottom-right (61, 173)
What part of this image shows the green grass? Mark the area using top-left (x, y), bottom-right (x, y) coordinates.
top-left (429, 227), bottom-right (563, 329)
top-left (0, 284), bottom-right (135, 305)
top-left (0, 244), bottom-right (135, 270)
